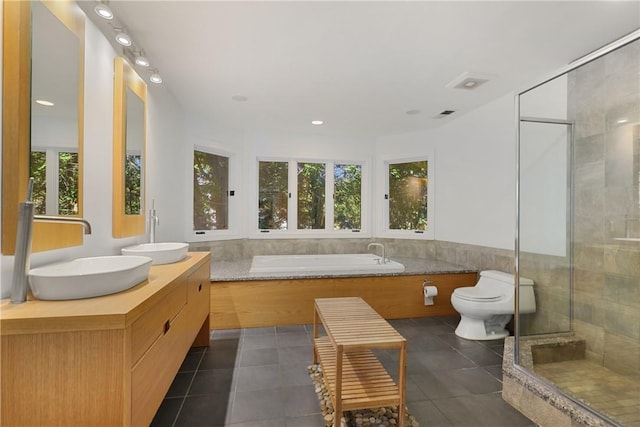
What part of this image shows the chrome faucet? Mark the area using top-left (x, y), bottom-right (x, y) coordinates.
top-left (11, 178), bottom-right (92, 304)
top-left (149, 200), bottom-right (159, 243)
top-left (33, 215), bottom-right (92, 234)
top-left (367, 242), bottom-right (386, 264)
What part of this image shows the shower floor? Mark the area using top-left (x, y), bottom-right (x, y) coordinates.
top-left (534, 359), bottom-right (640, 426)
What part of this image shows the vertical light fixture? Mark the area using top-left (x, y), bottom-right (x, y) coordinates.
top-left (135, 50), bottom-right (150, 67)
top-left (149, 69), bottom-right (163, 84)
top-left (114, 28), bottom-right (132, 47)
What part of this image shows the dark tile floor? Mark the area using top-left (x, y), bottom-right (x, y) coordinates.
top-left (151, 316), bottom-right (535, 427)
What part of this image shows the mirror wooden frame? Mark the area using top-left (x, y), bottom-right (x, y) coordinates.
top-left (113, 57), bottom-right (147, 238)
top-left (2, 0), bottom-right (85, 255)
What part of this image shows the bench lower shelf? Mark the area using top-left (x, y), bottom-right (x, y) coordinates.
top-left (314, 336), bottom-right (401, 411)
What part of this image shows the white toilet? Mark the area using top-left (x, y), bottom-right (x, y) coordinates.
top-left (450, 270), bottom-right (535, 340)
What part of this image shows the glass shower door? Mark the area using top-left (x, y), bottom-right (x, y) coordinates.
top-left (518, 119), bottom-right (573, 337)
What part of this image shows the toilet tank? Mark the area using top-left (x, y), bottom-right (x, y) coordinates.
top-left (476, 270), bottom-right (534, 292)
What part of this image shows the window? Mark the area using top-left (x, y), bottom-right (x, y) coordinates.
top-left (30, 149), bottom-right (79, 215)
top-left (124, 153), bottom-right (142, 215)
top-left (297, 162), bottom-right (326, 230)
top-left (334, 164), bottom-right (361, 230)
top-left (257, 159), bottom-right (364, 234)
top-left (193, 149), bottom-right (229, 231)
top-left (258, 161), bottom-right (288, 230)
top-left (387, 159), bottom-right (429, 232)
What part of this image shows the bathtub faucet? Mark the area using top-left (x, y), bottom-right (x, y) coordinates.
top-left (367, 242), bottom-right (386, 264)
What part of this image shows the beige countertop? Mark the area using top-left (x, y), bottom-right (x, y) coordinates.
top-left (0, 252), bottom-right (210, 335)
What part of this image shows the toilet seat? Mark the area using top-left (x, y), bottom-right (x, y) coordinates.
top-left (453, 287), bottom-right (503, 302)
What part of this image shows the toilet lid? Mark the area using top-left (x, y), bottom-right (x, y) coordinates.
top-left (454, 287), bottom-right (503, 302)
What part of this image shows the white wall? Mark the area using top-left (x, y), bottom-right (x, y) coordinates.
top-left (1, 14), bottom-right (185, 298)
top-left (175, 93), bottom-right (518, 250)
top-left (377, 92), bottom-right (518, 250)
top-left (176, 122), bottom-right (375, 241)
top-left (145, 85), bottom-right (186, 243)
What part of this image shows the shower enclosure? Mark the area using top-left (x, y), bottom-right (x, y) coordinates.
top-left (515, 30), bottom-right (640, 426)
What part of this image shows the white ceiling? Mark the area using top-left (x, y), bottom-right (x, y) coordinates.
top-left (82, 1), bottom-right (639, 138)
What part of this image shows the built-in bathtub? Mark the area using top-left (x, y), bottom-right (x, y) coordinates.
top-left (248, 254), bottom-right (405, 277)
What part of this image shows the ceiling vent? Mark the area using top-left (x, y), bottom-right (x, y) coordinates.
top-left (434, 109), bottom-right (456, 119)
top-left (446, 72), bottom-right (495, 90)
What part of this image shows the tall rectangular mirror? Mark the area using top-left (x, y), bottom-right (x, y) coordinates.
top-left (113, 57), bottom-right (146, 237)
top-left (2, 0), bottom-right (85, 254)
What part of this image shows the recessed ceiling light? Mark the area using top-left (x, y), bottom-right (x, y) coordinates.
top-left (232, 95), bottom-right (248, 102)
top-left (311, 120), bottom-right (324, 125)
top-left (94, 3), bottom-right (113, 20)
top-left (617, 118), bottom-right (628, 124)
top-left (35, 99), bottom-right (54, 107)
top-left (406, 109), bottom-right (421, 115)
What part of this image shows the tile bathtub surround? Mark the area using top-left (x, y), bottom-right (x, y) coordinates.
top-left (189, 238), bottom-right (514, 273)
top-left (189, 238), bottom-right (438, 261)
top-left (151, 316), bottom-right (534, 427)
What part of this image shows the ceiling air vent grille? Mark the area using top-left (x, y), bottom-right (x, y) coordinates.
top-left (434, 110), bottom-right (456, 119)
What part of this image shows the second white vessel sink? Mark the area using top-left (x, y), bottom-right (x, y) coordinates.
top-left (121, 242), bottom-right (188, 265)
top-left (29, 255), bottom-right (152, 301)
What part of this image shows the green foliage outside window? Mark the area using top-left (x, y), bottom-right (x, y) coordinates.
top-left (30, 150), bottom-right (78, 215)
top-left (58, 152), bottom-right (79, 215)
top-left (30, 151), bottom-right (47, 214)
top-left (388, 160), bottom-right (428, 230)
top-left (193, 150), bottom-right (229, 230)
top-left (258, 161), bottom-right (288, 230)
top-left (334, 164), bottom-right (361, 230)
top-left (124, 154), bottom-right (141, 215)
top-left (297, 163), bottom-right (326, 229)
top-left (258, 161), bottom-right (362, 231)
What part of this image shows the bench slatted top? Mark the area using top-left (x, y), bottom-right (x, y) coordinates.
top-left (314, 297), bottom-right (406, 351)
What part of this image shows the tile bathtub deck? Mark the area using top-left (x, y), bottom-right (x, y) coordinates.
top-left (151, 316), bottom-right (535, 427)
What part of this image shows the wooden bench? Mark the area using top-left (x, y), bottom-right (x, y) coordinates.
top-left (313, 297), bottom-right (407, 427)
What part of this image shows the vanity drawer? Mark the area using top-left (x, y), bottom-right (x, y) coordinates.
top-left (131, 282), bottom-right (187, 364)
top-left (131, 303), bottom-right (190, 427)
top-left (188, 263), bottom-right (209, 303)
top-left (187, 263), bottom-right (210, 338)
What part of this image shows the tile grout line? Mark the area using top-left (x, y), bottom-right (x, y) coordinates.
top-left (171, 349), bottom-right (206, 427)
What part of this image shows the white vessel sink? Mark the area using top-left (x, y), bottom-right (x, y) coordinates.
top-left (29, 256), bottom-right (152, 301)
top-left (121, 242), bottom-right (188, 265)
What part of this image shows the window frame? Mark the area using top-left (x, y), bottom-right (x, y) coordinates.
top-left (381, 155), bottom-right (435, 240)
top-left (190, 145), bottom-right (239, 241)
top-left (254, 157), bottom-right (369, 238)
top-left (30, 146), bottom-right (79, 216)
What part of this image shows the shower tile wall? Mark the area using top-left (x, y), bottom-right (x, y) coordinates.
top-left (568, 39), bottom-right (640, 375)
top-left (518, 253), bottom-right (571, 336)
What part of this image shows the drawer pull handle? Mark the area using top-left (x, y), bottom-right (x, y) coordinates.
top-left (423, 279), bottom-right (433, 285)
top-left (198, 283), bottom-right (202, 292)
top-left (163, 320), bottom-right (171, 334)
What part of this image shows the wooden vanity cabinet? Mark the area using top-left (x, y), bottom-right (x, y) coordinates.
top-left (0, 252), bottom-right (211, 427)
